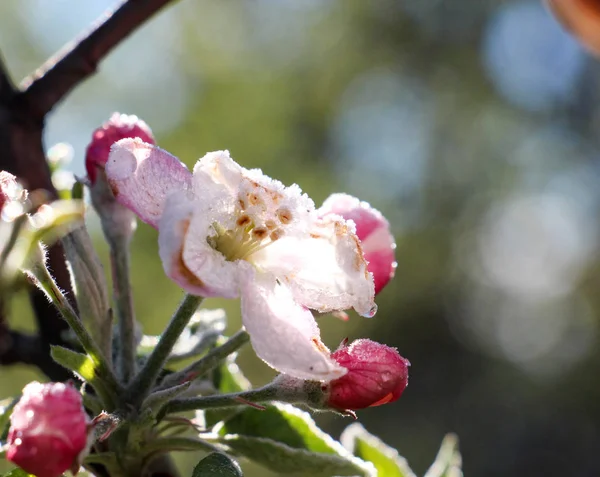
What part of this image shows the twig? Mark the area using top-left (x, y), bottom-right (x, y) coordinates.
top-left (159, 330), bottom-right (249, 390)
top-left (0, 326), bottom-right (71, 381)
top-left (110, 241), bottom-right (136, 383)
top-left (125, 295), bottom-right (203, 405)
top-left (20, 0), bottom-right (176, 119)
top-left (0, 53), bottom-right (14, 101)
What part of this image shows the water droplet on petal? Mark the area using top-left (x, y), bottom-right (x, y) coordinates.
top-left (362, 303), bottom-right (378, 318)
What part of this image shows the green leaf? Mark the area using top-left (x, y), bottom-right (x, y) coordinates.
top-left (211, 403), bottom-right (374, 476)
top-left (341, 423), bottom-right (416, 477)
top-left (0, 396), bottom-right (19, 440)
top-left (50, 345), bottom-right (115, 406)
top-left (0, 468), bottom-right (35, 477)
top-left (218, 403), bottom-right (339, 454)
top-left (204, 359), bottom-right (250, 428)
top-left (71, 181), bottom-right (84, 200)
top-left (50, 345), bottom-right (96, 381)
top-left (192, 452), bottom-right (243, 477)
top-left (424, 434), bottom-right (463, 477)
top-left (218, 435), bottom-right (374, 477)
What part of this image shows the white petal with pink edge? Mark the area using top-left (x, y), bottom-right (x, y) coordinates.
top-left (157, 192), bottom-right (220, 297)
top-left (105, 138), bottom-right (192, 228)
top-left (240, 271), bottom-right (347, 381)
top-left (180, 206), bottom-right (241, 299)
top-left (252, 214), bottom-right (376, 317)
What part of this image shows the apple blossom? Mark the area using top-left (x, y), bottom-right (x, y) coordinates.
top-left (105, 139), bottom-right (377, 381)
top-left (0, 171), bottom-right (27, 220)
top-left (325, 339), bottom-right (409, 411)
top-left (85, 113), bottom-right (154, 184)
top-left (0, 171), bottom-right (18, 211)
top-left (6, 382), bottom-right (90, 477)
top-left (319, 193), bottom-right (396, 294)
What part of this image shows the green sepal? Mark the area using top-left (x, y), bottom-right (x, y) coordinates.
top-left (192, 452), bottom-right (243, 477)
top-left (341, 423), bottom-right (416, 477)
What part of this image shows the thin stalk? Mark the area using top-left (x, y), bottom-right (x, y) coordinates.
top-left (0, 214), bottom-right (28, 269)
top-left (125, 294), bottom-right (203, 405)
top-left (159, 330), bottom-right (249, 390)
top-left (32, 266), bottom-right (122, 400)
top-left (163, 382), bottom-right (302, 415)
top-left (110, 239), bottom-right (136, 382)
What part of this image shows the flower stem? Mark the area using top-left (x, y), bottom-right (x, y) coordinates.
top-left (29, 266), bottom-right (123, 403)
top-left (126, 294), bottom-right (203, 405)
top-left (162, 381), bottom-right (301, 415)
top-left (158, 330), bottom-right (249, 390)
top-left (110, 238), bottom-right (136, 383)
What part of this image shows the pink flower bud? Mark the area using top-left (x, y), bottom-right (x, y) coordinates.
top-left (7, 382), bottom-right (90, 477)
top-left (319, 194), bottom-right (396, 294)
top-left (326, 339), bottom-right (409, 411)
top-left (85, 113), bottom-right (154, 184)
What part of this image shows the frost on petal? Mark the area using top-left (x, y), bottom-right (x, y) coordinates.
top-left (193, 150), bottom-right (245, 193)
top-left (105, 138), bottom-right (192, 228)
top-left (192, 150), bottom-right (315, 235)
top-left (253, 215), bottom-right (376, 317)
top-left (180, 207), bottom-right (241, 299)
top-left (240, 272), bottom-right (346, 381)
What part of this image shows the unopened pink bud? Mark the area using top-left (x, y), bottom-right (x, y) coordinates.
top-left (85, 113), bottom-right (154, 184)
top-left (320, 194), bottom-right (396, 294)
top-left (7, 382), bottom-right (90, 477)
top-left (326, 339), bottom-right (409, 411)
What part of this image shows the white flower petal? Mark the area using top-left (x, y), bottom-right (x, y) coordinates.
top-left (180, 208), bottom-right (241, 299)
top-left (240, 271), bottom-right (346, 381)
top-left (106, 138), bottom-right (192, 228)
top-left (253, 216), bottom-right (376, 317)
top-left (157, 192), bottom-right (213, 296)
top-left (192, 150), bottom-right (315, 234)
top-left (192, 150), bottom-right (244, 193)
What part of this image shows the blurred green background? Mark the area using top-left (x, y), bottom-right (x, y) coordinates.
top-left (2, 1), bottom-right (600, 476)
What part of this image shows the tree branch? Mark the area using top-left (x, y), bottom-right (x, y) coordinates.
top-left (0, 326), bottom-right (71, 381)
top-left (0, 53), bottom-right (14, 102)
top-left (20, 0), bottom-right (175, 120)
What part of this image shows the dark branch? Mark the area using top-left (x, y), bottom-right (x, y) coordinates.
top-left (20, 0), bottom-right (175, 119)
top-left (0, 326), bottom-right (71, 381)
top-left (0, 52), bottom-right (15, 102)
